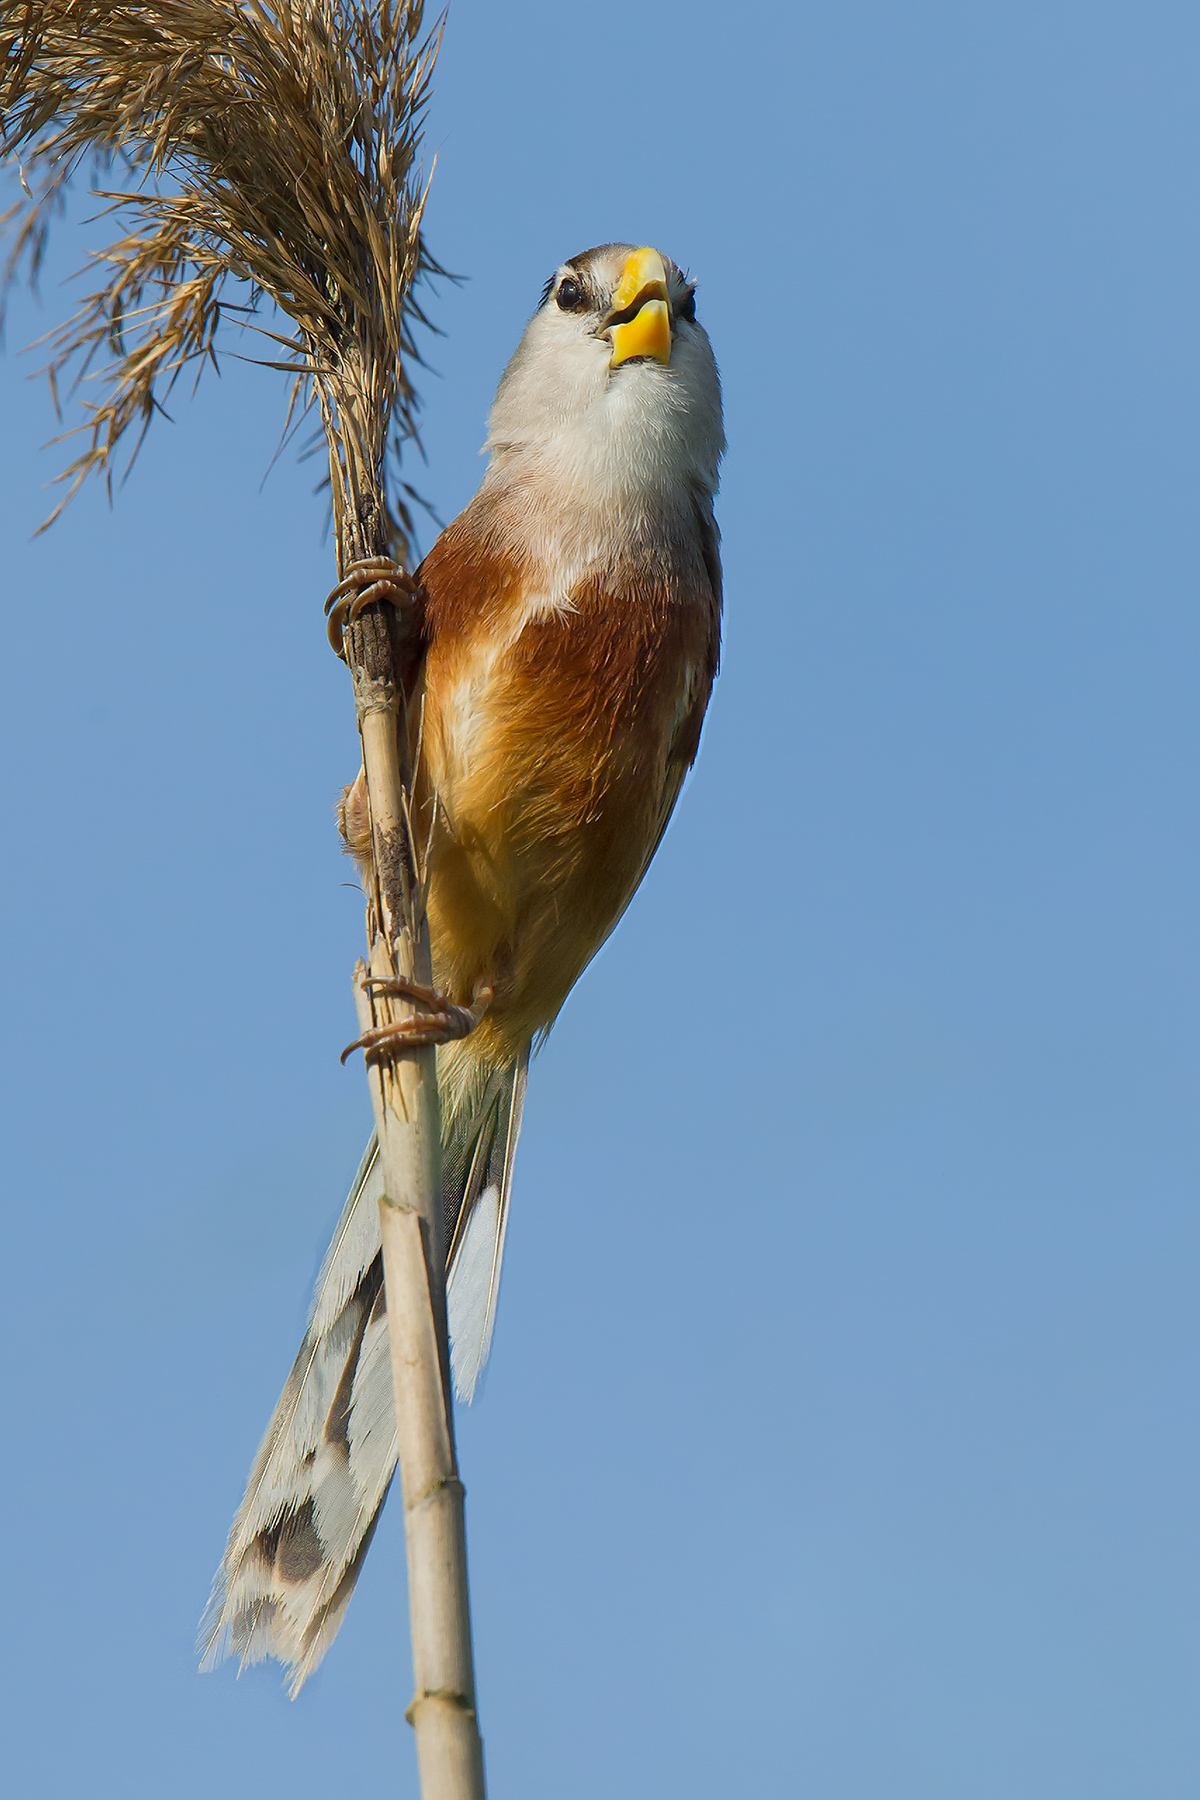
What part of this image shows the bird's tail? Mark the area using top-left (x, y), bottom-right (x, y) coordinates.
top-left (198, 1050), bottom-right (527, 1694)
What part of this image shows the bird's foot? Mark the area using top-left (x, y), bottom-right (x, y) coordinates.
top-left (325, 557), bottom-right (423, 659)
top-left (341, 979), bottom-right (494, 1065)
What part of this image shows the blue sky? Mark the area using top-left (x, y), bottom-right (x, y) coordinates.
top-left (2, 3), bottom-right (1199, 1795)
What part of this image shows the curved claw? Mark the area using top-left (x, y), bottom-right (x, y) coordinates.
top-left (340, 1013), bottom-right (465, 1063)
top-left (325, 557), bottom-right (422, 658)
top-left (341, 980), bottom-right (494, 1065)
top-left (325, 559), bottom-right (418, 608)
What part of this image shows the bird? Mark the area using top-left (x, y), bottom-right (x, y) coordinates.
top-left (199, 243), bottom-right (724, 1693)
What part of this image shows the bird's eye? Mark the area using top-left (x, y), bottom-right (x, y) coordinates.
top-left (556, 277), bottom-right (587, 313)
top-left (676, 284), bottom-right (697, 323)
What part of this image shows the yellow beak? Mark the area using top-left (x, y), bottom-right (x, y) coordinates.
top-left (605, 246), bottom-right (672, 367)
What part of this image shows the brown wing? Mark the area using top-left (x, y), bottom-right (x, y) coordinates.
top-left (412, 496), bottom-right (722, 1058)
top-left (655, 485), bottom-right (721, 822)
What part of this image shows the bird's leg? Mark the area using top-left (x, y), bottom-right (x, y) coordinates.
top-left (340, 980), bottom-right (494, 1065)
top-left (325, 556), bottom-right (425, 660)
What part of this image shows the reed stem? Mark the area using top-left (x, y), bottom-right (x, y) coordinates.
top-left (343, 574), bottom-right (486, 1800)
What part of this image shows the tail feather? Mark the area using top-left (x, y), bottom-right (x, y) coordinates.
top-left (446, 1049), bottom-right (527, 1401)
top-left (200, 1052), bottom-right (527, 1692)
top-left (309, 1137), bottom-right (386, 1338)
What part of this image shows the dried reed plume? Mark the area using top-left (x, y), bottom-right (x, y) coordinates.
top-left (1, 0), bottom-right (439, 556)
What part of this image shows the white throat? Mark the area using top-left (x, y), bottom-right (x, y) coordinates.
top-left (476, 316), bottom-right (723, 613)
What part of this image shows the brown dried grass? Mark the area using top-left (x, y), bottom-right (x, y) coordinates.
top-left (1, 0), bottom-right (439, 558)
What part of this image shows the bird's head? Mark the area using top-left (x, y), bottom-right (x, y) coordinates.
top-left (484, 243), bottom-right (723, 502)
